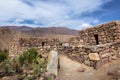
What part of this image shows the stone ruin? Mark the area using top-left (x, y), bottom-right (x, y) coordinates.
top-left (60, 21), bottom-right (120, 69)
top-left (9, 37), bottom-right (60, 57)
top-left (9, 21), bottom-right (120, 69)
top-left (79, 21), bottom-right (120, 46)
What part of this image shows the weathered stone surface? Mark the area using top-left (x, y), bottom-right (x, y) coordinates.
top-left (84, 60), bottom-right (91, 66)
top-left (102, 53), bottom-right (110, 58)
top-left (79, 21), bottom-right (120, 46)
top-left (88, 53), bottom-right (100, 61)
top-left (47, 50), bottom-right (58, 76)
top-left (111, 56), bottom-right (117, 60)
top-left (77, 67), bottom-right (86, 72)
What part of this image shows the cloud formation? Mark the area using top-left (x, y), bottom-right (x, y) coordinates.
top-left (0, 0), bottom-right (112, 30)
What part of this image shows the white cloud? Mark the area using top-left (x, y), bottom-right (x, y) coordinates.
top-left (0, 0), bottom-right (112, 29)
top-left (80, 23), bottom-right (92, 29)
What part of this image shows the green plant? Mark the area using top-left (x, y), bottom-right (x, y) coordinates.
top-left (19, 48), bottom-right (39, 64)
top-left (5, 67), bottom-right (14, 75)
top-left (17, 74), bottom-right (26, 80)
top-left (11, 58), bottom-right (22, 73)
top-left (0, 49), bottom-right (9, 63)
top-left (48, 77), bottom-right (52, 80)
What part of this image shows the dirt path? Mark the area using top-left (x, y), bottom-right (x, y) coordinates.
top-left (57, 55), bottom-right (120, 80)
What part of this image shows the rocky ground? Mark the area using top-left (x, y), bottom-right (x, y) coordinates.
top-left (57, 55), bottom-right (120, 80)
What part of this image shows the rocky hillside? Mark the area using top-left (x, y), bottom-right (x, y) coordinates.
top-left (0, 26), bottom-right (79, 49)
top-left (0, 27), bottom-right (27, 50)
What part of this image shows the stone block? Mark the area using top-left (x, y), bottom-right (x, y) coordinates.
top-left (102, 53), bottom-right (110, 58)
top-left (88, 53), bottom-right (100, 61)
top-left (47, 50), bottom-right (58, 76)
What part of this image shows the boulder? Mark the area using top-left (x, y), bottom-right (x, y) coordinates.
top-left (47, 50), bottom-right (58, 76)
top-left (88, 53), bottom-right (100, 61)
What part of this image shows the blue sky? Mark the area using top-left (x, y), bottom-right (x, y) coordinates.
top-left (0, 0), bottom-right (119, 30)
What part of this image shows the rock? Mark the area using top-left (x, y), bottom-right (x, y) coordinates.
top-left (88, 53), bottom-right (100, 61)
top-left (80, 52), bottom-right (87, 55)
top-left (47, 50), bottom-right (58, 76)
top-left (102, 53), bottom-right (110, 58)
top-left (45, 72), bottom-right (56, 79)
top-left (77, 67), bottom-right (86, 72)
top-left (111, 56), bottom-right (117, 60)
top-left (62, 43), bottom-right (70, 48)
top-left (96, 61), bottom-right (103, 69)
top-left (39, 77), bottom-right (44, 80)
top-left (84, 60), bottom-right (91, 66)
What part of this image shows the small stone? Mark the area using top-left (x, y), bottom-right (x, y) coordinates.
top-left (39, 77), bottom-right (44, 80)
top-left (84, 60), bottom-right (91, 66)
top-left (77, 67), bottom-right (86, 72)
top-left (80, 52), bottom-right (87, 55)
top-left (111, 56), bottom-right (117, 60)
top-left (45, 72), bottom-right (56, 79)
top-left (88, 53), bottom-right (100, 61)
top-left (102, 53), bottom-right (110, 58)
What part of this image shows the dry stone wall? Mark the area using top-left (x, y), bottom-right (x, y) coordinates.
top-left (9, 37), bottom-right (60, 57)
top-left (58, 42), bottom-right (120, 69)
top-left (79, 21), bottom-right (120, 46)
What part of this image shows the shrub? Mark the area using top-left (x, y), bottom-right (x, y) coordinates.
top-left (0, 49), bottom-right (9, 63)
top-left (19, 48), bottom-right (39, 64)
top-left (11, 58), bottom-right (22, 73)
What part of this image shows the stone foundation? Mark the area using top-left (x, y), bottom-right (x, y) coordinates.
top-left (58, 42), bottom-right (120, 68)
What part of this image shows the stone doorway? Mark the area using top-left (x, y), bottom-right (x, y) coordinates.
top-left (94, 34), bottom-right (99, 45)
top-left (42, 42), bottom-right (45, 47)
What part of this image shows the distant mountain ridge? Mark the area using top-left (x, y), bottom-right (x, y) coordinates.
top-left (1, 26), bottom-right (79, 37)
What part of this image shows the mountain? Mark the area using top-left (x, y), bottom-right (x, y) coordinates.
top-left (1, 26), bottom-right (79, 37)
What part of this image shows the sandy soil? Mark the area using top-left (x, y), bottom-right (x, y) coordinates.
top-left (57, 55), bottom-right (120, 80)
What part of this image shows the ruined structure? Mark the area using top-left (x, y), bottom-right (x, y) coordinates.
top-left (9, 37), bottom-right (60, 57)
top-left (61, 21), bottom-right (120, 68)
top-left (9, 21), bottom-right (120, 68)
top-left (79, 21), bottom-right (120, 46)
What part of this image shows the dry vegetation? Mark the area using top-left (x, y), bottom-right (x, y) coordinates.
top-left (0, 48), bottom-right (47, 80)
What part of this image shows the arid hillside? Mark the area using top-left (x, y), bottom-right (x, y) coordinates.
top-left (0, 26), bottom-right (79, 49)
top-left (2, 26), bottom-right (79, 37)
top-left (0, 27), bottom-right (27, 50)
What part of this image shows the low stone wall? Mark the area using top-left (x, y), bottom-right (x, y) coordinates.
top-left (18, 37), bottom-right (59, 47)
top-left (58, 42), bottom-right (120, 69)
top-left (9, 37), bottom-right (60, 57)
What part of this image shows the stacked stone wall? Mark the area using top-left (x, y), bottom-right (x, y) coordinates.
top-left (9, 37), bottom-right (60, 57)
top-left (58, 42), bottom-right (120, 68)
top-left (79, 21), bottom-right (120, 46)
